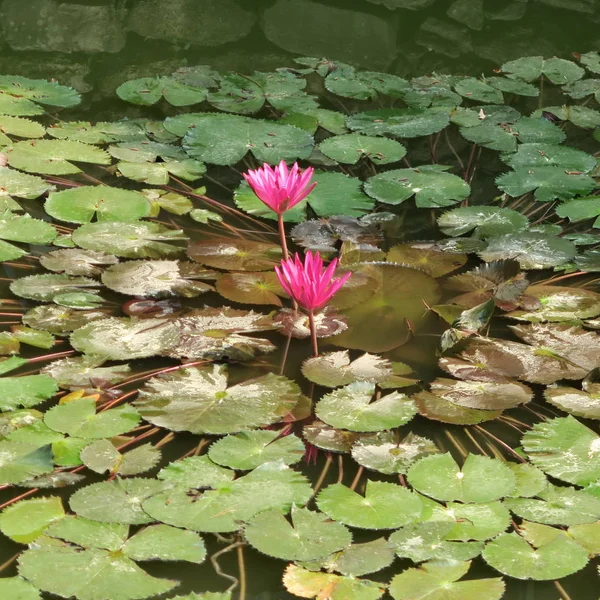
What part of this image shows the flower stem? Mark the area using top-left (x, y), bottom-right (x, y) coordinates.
top-left (237, 544), bottom-right (247, 600)
top-left (308, 311), bottom-right (319, 357)
top-left (277, 213), bottom-right (289, 260)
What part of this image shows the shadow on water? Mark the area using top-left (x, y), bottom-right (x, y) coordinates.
top-left (0, 0), bottom-right (598, 598)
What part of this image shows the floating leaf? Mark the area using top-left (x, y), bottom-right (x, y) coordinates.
top-left (216, 271), bottom-right (285, 306)
top-left (414, 390), bottom-right (503, 425)
top-left (438, 206), bottom-right (528, 238)
top-left (0, 375), bottom-right (58, 411)
top-left (482, 531), bottom-right (588, 580)
top-left (45, 186), bottom-right (150, 224)
top-left (183, 114), bottom-right (313, 165)
top-left (544, 385), bottom-right (600, 419)
top-left (522, 415), bottom-right (600, 486)
top-left (389, 522), bottom-right (483, 562)
top-left (407, 453), bottom-right (516, 503)
top-left (508, 463), bottom-right (548, 498)
top-left (47, 121), bottom-right (145, 145)
top-left (317, 481), bottom-right (422, 529)
top-left (102, 260), bottom-right (213, 298)
top-left (188, 239), bottom-right (281, 270)
top-left (208, 430), bottom-right (305, 470)
top-left (134, 365), bottom-right (301, 435)
top-left (117, 76), bottom-right (211, 107)
top-left (365, 166), bottom-right (470, 208)
top-left (454, 77), bottom-right (504, 103)
top-left (283, 564), bottom-right (385, 600)
top-left (351, 432), bottom-right (440, 474)
top-left (40, 249), bottom-right (118, 277)
top-left (324, 69), bottom-right (409, 100)
top-left (23, 305), bottom-right (107, 335)
top-left (478, 233), bottom-right (576, 269)
top-left (235, 171), bottom-right (374, 223)
top-left (0, 441), bottom-right (53, 484)
top-left (143, 462), bottom-right (312, 533)
top-left (72, 221), bottom-right (187, 259)
top-left (347, 107), bottom-right (452, 138)
top-left (245, 505), bottom-right (351, 561)
top-left (319, 133), bottom-right (406, 165)
top-left (0, 496), bottom-right (64, 543)
top-left (157, 455), bottom-right (235, 490)
top-left (315, 382), bottom-right (417, 432)
top-left (387, 243), bottom-right (467, 277)
top-left (389, 560), bottom-right (505, 600)
top-left (44, 397), bottom-right (140, 439)
top-left (501, 56), bottom-right (584, 84)
top-left (556, 195), bottom-right (600, 226)
top-left (303, 421), bottom-right (358, 453)
top-left (69, 478), bottom-right (165, 525)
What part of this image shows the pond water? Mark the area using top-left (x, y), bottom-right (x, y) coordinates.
top-left (0, 1), bottom-right (599, 600)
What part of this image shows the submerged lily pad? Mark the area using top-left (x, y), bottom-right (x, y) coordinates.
top-left (134, 365), bottom-right (301, 434)
top-left (387, 243), bottom-right (467, 277)
top-left (188, 239), bottom-right (281, 270)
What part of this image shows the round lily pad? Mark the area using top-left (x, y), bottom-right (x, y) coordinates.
top-left (319, 133), bottom-right (406, 165)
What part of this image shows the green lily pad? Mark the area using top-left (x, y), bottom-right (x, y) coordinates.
top-left (72, 221), bottom-right (187, 259)
top-left (482, 531), bottom-right (589, 580)
top-left (157, 455), bottom-right (235, 490)
top-left (283, 564), bottom-right (385, 600)
top-left (183, 114), bottom-right (313, 165)
top-left (389, 522), bottom-right (484, 562)
top-left (522, 416), bottom-right (600, 486)
top-left (0, 496), bottom-right (64, 543)
top-left (319, 134), bottom-right (406, 165)
top-left (245, 505), bottom-right (351, 561)
top-left (478, 233), bottom-right (577, 269)
top-left (81, 440), bottom-right (160, 477)
top-left (69, 478), bottom-right (165, 524)
top-left (534, 104), bottom-right (600, 128)
top-left (389, 559), bottom-right (505, 600)
top-left (0, 441), bottom-right (53, 484)
top-left (303, 421), bottom-right (359, 453)
top-left (0, 577), bottom-right (42, 600)
top-left (0, 167), bottom-right (50, 201)
top-left (215, 271), bottom-right (285, 306)
top-left (508, 463), bottom-right (548, 498)
top-left (407, 453), bottom-right (516, 503)
top-left (0, 374), bottom-right (58, 411)
top-left (0, 211), bottom-right (57, 244)
top-left (347, 107), bottom-right (452, 138)
top-left (454, 77), bottom-right (504, 103)
top-left (351, 432), bottom-right (440, 474)
top-left (501, 56), bottom-right (584, 84)
top-left (143, 462), bottom-right (312, 533)
top-left (0, 116), bottom-right (45, 145)
top-left (505, 484), bottom-right (600, 526)
top-left (556, 196), bottom-right (600, 226)
top-left (44, 397), bottom-right (140, 439)
top-left (324, 69), bottom-right (409, 100)
top-left (315, 382), bottom-right (417, 432)
top-left (438, 206), bottom-right (528, 238)
top-left (117, 76), bottom-right (211, 107)
top-left (134, 365), bottom-right (301, 434)
top-left (503, 143), bottom-right (596, 173)
top-left (45, 186), bottom-right (150, 224)
top-left (47, 121), bottom-right (146, 145)
top-left (10, 274), bottom-right (98, 302)
top-left (0, 75), bottom-right (80, 110)
top-left (208, 430), bottom-right (305, 470)
top-left (102, 260), bottom-right (213, 298)
top-left (317, 481), bottom-right (423, 529)
top-left (234, 170), bottom-right (374, 223)
top-left (365, 166), bottom-right (470, 208)
top-left (6, 140), bottom-right (110, 175)
top-left (298, 538), bottom-right (395, 577)
top-left (39, 249), bottom-right (118, 277)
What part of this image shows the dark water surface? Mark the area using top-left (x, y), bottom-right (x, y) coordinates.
top-left (0, 0), bottom-right (598, 598)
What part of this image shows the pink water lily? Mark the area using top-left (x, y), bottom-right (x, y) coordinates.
top-left (243, 160), bottom-right (316, 215)
top-left (275, 251), bottom-right (351, 313)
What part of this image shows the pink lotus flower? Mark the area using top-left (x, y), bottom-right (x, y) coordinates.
top-left (243, 160), bottom-right (316, 215)
top-left (275, 251), bottom-right (351, 314)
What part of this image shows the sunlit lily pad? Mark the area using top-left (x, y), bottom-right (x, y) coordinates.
top-left (134, 365), bottom-right (301, 434)
top-left (522, 415), bottom-right (600, 486)
top-left (157, 455), bottom-right (234, 490)
top-left (23, 305), bottom-right (108, 335)
top-left (407, 453), bottom-right (516, 503)
top-left (215, 271), bottom-right (285, 305)
top-left (413, 390), bottom-right (503, 425)
top-left (6, 140), bottom-right (110, 175)
top-left (72, 221), bottom-right (187, 259)
top-left (438, 206), bottom-right (528, 238)
top-left (0, 441), bottom-right (53, 484)
top-left (245, 505), bottom-right (351, 561)
top-left (81, 440), bottom-right (160, 477)
top-left (45, 186), bottom-right (151, 224)
top-left (317, 481), bottom-right (423, 529)
top-left (0, 374), bottom-right (58, 411)
top-left (303, 421), bottom-right (358, 453)
top-left (283, 564), bottom-right (385, 600)
top-left (40, 249), bottom-right (118, 277)
top-left (0, 496), bottom-right (64, 543)
top-left (0, 576), bottom-right (42, 599)
top-left (351, 432), bottom-right (440, 474)
top-left (188, 239), bottom-right (281, 271)
top-left (544, 385), bottom-right (600, 419)
top-left (315, 382), bottom-right (417, 432)
top-left (508, 463), bottom-right (548, 498)
top-left (0, 211), bottom-right (57, 245)
top-left (102, 260), bottom-right (214, 298)
top-left (365, 166), bottom-right (470, 208)
top-left (482, 531), bottom-right (589, 580)
top-left (143, 462), bottom-right (312, 533)
top-left (208, 430), bottom-right (305, 470)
